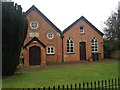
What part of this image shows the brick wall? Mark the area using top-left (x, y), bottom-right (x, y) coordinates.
top-left (63, 19), bottom-right (104, 61)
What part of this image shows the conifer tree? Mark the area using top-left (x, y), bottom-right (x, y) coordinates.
top-left (2, 2), bottom-right (28, 75)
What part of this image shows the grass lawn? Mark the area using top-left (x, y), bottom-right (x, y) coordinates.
top-left (2, 60), bottom-right (118, 88)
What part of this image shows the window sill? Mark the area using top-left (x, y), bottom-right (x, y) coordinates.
top-left (66, 52), bottom-right (75, 54)
top-left (47, 53), bottom-right (55, 55)
top-left (80, 33), bottom-right (85, 35)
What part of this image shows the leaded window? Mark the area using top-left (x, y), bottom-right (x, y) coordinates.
top-left (91, 38), bottom-right (98, 53)
top-left (47, 46), bottom-right (55, 54)
top-left (66, 38), bottom-right (74, 53)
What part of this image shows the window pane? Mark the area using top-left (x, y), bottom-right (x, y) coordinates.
top-left (67, 49), bottom-right (69, 52)
top-left (67, 40), bottom-right (69, 43)
top-left (95, 46), bottom-right (97, 48)
top-left (71, 49), bottom-right (73, 52)
top-left (66, 38), bottom-right (74, 53)
top-left (48, 50), bottom-right (50, 53)
top-left (48, 48), bottom-right (50, 50)
top-left (71, 47), bottom-right (73, 50)
top-left (70, 40), bottom-right (72, 43)
top-left (51, 50), bottom-right (53, 53)
top-left (67, 43), bottom-right (69, 46)
top-left (80, 26), bottom-right (83, 30)
top-left (67, 47), bottom-right (69, 50)
top-left (47, 33), bottom-right (54, 39)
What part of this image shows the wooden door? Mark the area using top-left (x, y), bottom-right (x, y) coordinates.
top-left (29, 46), bottom-right (41, 65)
top-left (80, 42), bottom-right (86, 60)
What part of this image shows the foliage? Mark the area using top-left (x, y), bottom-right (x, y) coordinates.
top-left (104, 8), bottom-right (119, 40)
top-left (103, 5), bottom-right (120, 58)
top-left (2, 2), bottom-right (28, 76)
top-left (103, 39), bottom-right (120, 58)
top-left (2, 60), bottom-right (118, 88)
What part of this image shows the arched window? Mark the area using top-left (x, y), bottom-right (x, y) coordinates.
top-left (66, 38), bottom-right (74, 53)
top-left (91, 38), bottom-right (98, 53)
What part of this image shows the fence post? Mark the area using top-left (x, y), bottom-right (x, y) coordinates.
top-left (98, 81), bottom-right (100, 90)
top-left (112, 79), bottom-right (113, 89)
top-left (87, 82), bottom-right (89, 90)
top-left (63, 85), bottom-right (65, 90)
top-left (90, 82), bottom-right (92, 90)
top-left (38, 88), bottom-right (41, 90)
top-left (115, 78), bottom-right (117, 89)
top-left (58, 85), bottom-right (60, 90)
top-left (67, 85), bottom-right (69, 90)
top-left (108, 79), bottom-right (110, 89)
top-left (43, 87), bottom-right (45, 90)
top-left (53, 86), bottom-right (55, 90)
top-left (48, 87), bottom-right (50, 90)
top-left (94, 81), bottom-right (96, 90)
top-left (101, 80), bottom-right (104, 90)
top-left (105, 80), bottom-right (107, 89)
top-left (70, 84), bottom-right (72, 90)
top-left (118, 78), bottom-right (120, 90)
top-left (83, 83), bottom-right (85, 90)
top-left (75, 83), bottom-right (77, 90)
top-left (79, 83), bottom-right (81, 90)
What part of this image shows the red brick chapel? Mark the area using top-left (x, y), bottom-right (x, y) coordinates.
top-left (23, 5), bottom-right (104, 66)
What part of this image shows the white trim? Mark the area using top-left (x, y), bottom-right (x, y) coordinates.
top-left (30, 21), bottom-right (39, 29)
top-left (91, 38), bottom-right (98, 53)
top-left (66, 38), bottom-right (74, 53)
top-left (47, 46), bottom-right (55, 54)
top-left (29, 32), bottom-right (39, 37)
top-left (47, 33), bottom-right (54, 39)
top-left (80, 26), bottom-right (85, 34)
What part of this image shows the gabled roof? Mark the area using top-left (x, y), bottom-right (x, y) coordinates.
top-left (23, 37), bottom-right (46, 48)
top-left (26, 5), bottom-right (61, 35)
top-left (62, 16), bottom-right (104, 36)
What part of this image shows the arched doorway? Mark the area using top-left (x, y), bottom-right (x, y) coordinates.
top-left (29, 46), bottom-right (41, 65)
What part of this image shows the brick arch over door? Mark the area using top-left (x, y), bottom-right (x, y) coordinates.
top-left (29, 46), bottom-right (41, 65)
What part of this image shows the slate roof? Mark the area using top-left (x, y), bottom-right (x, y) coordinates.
top-left (26, 5), bottom-right (61, 35)
top-left (62, 16), bottom-right (104, 36)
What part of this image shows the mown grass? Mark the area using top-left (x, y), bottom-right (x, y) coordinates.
top-left (2, 60), bottom-right (118, 88)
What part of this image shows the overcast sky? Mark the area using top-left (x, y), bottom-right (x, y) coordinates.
top-left (12, 0), bottom-right (119, 32)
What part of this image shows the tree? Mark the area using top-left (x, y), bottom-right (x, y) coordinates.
top-left (2, 2), bottom-right (28, 76)
top-left (103, 3), bottom-right (120, 58)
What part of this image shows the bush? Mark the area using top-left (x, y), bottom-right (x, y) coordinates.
top-left (2, 2), bottom-right (28, 76)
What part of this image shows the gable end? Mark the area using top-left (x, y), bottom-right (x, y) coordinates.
top-left (26, 5), bottom-right (62, 35)
top-left (62, 16), bottom-right (104, 36)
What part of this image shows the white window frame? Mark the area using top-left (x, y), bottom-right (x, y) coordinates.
top-left (47, 33), bottom-right (54, 39)
top-left (47, 46), bottom-right (55, 54)
top-left (80, 26), bottom-right (84, 34)
top-left (30, 21), bottom-right (38, 29)
top-left (91, 38), bottom-right (98, 53)
top-left (66, 38), bottom-right (74, 53)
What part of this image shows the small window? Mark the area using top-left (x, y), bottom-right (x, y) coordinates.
top-left (30, 21), bottom-right (38, 29)
top-left (47, 33), bottom-right (54, 39)
top-left (66, 38), bottom-right (74, 53)
top-left (80, 26), bottom-right (84, 34)
top-left (47, 46), bottom-right (55, 54)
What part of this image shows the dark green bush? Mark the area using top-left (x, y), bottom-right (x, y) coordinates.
top-left (2, 2), bottom-right (28, 76)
